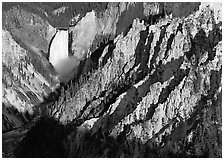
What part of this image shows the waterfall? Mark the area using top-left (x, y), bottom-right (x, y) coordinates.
top-left (49, 29), bottom-right (79, 82)
top-left (49, 30), bottom-right (69, 71)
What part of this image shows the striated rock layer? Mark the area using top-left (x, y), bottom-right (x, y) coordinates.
top-left (2, 2), bottom-right (222, 158)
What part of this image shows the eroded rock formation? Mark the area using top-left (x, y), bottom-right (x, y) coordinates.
top-left (2, 2), bottom-right (222, 158)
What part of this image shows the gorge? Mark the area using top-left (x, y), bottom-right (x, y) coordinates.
top-left (2, 2), bottom-right (222, 158)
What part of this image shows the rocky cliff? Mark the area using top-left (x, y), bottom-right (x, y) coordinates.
top-left (2, 2), bottom-right (222, 158)
top-left (2, 4), bottom-right (61, 133)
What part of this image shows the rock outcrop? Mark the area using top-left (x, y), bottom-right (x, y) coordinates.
top-left (2, 2), bottom-right (222, 158)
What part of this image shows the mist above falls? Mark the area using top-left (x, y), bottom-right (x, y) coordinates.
top-left (49, 30), bottom-right (80, 82)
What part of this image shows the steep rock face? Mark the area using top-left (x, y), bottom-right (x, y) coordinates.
top-left (2, 28), bottom-right (60, 132)
top-left (47, 3), bottom-right (220, 157)
top-left (68, 2), bottom-right (145, 62)
top-left (1, 2), bottom-right (113, 134)
top-left (2, 30), bottom-right (54, 110)
top-left (2, 2), bottom-right (221, 158)
top-left (3, 6), bottom-right (56, 55)
top-left (69, 3), bottom-right (129, 59)
top-left (2, 5), bottom-right (60, 132)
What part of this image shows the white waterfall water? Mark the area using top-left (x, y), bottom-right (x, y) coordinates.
top-left (49, 30), bottom-right (79, 82)
top-left (49, 30), bottom-right (68, 69)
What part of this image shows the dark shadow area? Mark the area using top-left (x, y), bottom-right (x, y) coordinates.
top-left (13, 116), bottom-right (145, 157)
top-left (186, 26), bottom-right (222, 66)
top-left (14, 117), bottom-right (70, 158)
top-left (101, 41), bottom-right (116, 67)
top-left (46, 31), bottom-right (58, 60)
top-left (90, 40), bottom-right (114, 69)
top-left (149, 23), bottom-right (168, 73)
top-left (145, 67), bottom-right (190, 120)
top-left (164, 33), bottom-right (175, 59)
top-left (68, 31), bottom-right (73, 56)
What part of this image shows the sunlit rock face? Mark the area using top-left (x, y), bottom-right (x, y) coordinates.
top-left (2, 2), bottom-right (222, 158)
top-left (69, 3), bottom-right (145, 60)
top-left (50, 3), bottom-right (221, 158)
top-left (2, 5), bottom-right (60, 133)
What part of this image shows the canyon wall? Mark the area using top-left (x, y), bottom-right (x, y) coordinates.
top-left (2, 2), bottom-right (222, 158)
